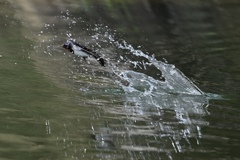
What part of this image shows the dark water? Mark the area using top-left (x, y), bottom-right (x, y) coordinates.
top-left (0, 0), bottom-right (240, 159)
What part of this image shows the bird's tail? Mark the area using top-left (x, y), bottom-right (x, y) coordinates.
top-left (97, 58), bottom-right (105, 67)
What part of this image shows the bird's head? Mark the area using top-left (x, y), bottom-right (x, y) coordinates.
top-left (63, 40), bottom-right (74, 52)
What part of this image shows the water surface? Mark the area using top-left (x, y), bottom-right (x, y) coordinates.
top-left (1, 0), bottom-right (240, 159)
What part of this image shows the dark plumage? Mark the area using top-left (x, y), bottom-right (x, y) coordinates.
top-left (63, 39), bottom-right (105, 66)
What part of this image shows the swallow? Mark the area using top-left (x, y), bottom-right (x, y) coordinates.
top-left (63, 39), bottom-right (105, 66)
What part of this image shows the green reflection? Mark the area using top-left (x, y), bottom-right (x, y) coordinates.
top-left (0, 2), bottom-right (96, 159)
top-left (1, 0), bottom-right (240, 159)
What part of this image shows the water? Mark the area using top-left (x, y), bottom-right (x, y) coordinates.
top-left (1, 0), bottom-right (240, 159)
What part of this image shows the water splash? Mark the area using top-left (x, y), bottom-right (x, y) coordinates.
top-left (109, 40), bottom-right (204, 96)
top-left (89, 27), bottom-right (212, 158)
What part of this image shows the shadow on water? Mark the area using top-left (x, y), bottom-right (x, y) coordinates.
top-left (1, 0), bottom-right (240, 159)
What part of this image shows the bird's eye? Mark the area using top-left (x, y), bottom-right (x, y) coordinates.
top-left (63, 42), bottom-right (71, 49)
top-left (65, 42), bottom-right (70, 46)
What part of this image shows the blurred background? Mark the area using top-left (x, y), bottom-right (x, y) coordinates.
top-left (0, 0), bottom-right (239, 159)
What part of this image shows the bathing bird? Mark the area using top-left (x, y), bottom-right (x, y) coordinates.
top-left (63, 39), bottom-right (105, 66)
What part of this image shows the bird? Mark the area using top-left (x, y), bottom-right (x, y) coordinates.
top-left (63, 39), bottom-right (105, 66)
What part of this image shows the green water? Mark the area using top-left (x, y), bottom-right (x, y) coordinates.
top-left (0, 2), bottom-right (98, 159)
top-left (0, 0), bottom-right (240, 160)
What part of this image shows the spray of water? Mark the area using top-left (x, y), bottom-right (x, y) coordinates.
top-left (88, 27), bottom-right (211, 157)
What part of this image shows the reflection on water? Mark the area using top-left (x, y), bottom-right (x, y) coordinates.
top-left (1, 0), bottom-right (240, 159)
